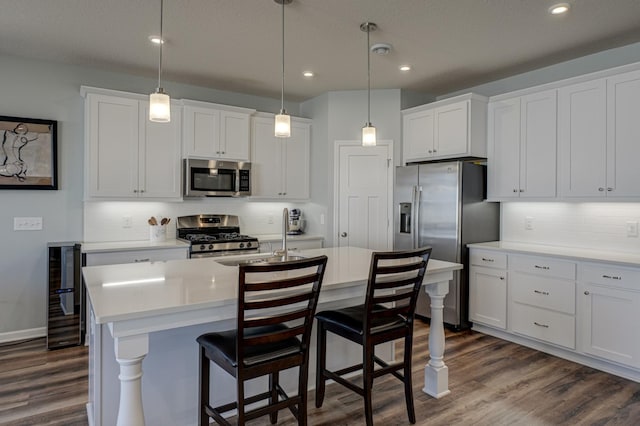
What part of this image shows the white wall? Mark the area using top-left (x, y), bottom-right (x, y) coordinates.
top-left (502, 203), bottom-right (640, 253)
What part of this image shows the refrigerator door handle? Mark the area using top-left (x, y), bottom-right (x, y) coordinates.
top-left (413, 185), bottom-right (421, 249)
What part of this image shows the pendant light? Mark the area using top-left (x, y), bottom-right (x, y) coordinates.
top-left (360, 22), bottom-right (377, 147)
top-left (274, 0), bottom-right (292, 137)
top-left (149, 0), bottom-right (170, 122)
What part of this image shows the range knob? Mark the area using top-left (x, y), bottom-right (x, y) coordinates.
top-left (208, 244), bottom-right (214, 250)
top-left (239, 243), bottom-right (245, 248)
top-left (246, 242), bottom-right (252, 248)
top-left (199, 245), bottom-right (206, 251)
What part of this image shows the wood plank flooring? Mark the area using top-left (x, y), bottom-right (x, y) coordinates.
top-left (1, 321), bottom-right (639, 425)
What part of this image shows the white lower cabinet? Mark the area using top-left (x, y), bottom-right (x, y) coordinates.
top-left (469, 250), bottom-right (507, 329)
top-left (469, 245), bottom-right (640, 382)
top-left (578, 263), bottom-right (640, 368)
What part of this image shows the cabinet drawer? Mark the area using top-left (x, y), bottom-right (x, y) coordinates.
top-left (580, 263), bottom-right (640, 290)
top-left (511, 303), bottom-right (575, 349)
top-left (85, 248), bottom-right (188, 266)
top-left (509, 255), bottom-right (576, 280)
top-left (470, 250), bottom-right (507, 269)
top-left (511, 273), bottom-right (575, 314)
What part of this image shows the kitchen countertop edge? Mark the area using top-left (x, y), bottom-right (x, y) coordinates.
top-left (468, 241), bottom-right (640, 267)
top-left (82, 239), bottom-right (190, 253)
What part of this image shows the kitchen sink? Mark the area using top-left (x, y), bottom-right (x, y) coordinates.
top-left (216, 254), bottom-right (306, 267)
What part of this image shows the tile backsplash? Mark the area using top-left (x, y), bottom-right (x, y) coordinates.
top-left (502, 202), bottom-right (640, 252)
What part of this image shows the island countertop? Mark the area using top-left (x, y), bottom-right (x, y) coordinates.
top-left (83, 246), bottom-right (462, 325)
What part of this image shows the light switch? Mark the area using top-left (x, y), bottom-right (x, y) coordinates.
top-left (626, 221), bottom-right (638, 237)
top-left (525, 216), bottom-right (534, 230)
top-left (14, 217), bottom-right (43, 231)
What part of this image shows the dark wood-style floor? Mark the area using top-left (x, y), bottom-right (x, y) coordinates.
top-left (1, 321), bottom-right (639, 425)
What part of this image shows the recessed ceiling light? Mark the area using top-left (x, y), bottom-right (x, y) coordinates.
top-left (148, 35), bottom-right (164, 44)
top-left (549, 3), bottom-right (570, 15)
top-left (303, 71), bottom-right (314, 78)
top-left (399, 65), bottom-right (411, 72)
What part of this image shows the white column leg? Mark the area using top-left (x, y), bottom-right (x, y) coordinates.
top-left (422, 280), bottom-right (451, 398)
top-left (114, 334), bottom-right (149, 426)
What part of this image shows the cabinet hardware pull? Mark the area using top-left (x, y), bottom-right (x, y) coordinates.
top-left (534, 265), bottom-right (550, 270)
top-left (499, 276), bottom-right (505, 280)
top-left (519, 189), bottom-right (524, 192)
top-left (433, 149), bottom-right (437, 153)
top-left (607, 187), bottom-right (613, 192)
top-left (341, 232), bottom-right (348, 237)
top-left (513, 189), bottom-right (518, 193)
top-left (602, 274), bottom-right (621, 280)
top-left (584, 291), bottom-right (590, 295)
top-left (133, 189), bottom-right (138, 193)
top-left (598, 187), bottom-right (604, 192)
top-left (134, 258), bottom-right (150, 263)
top-left (140, 189), bottom-right (145, 193)
top-left (481, 257), bottom-right (494, 262)
top-left (534, 290), bottom-right (549, 295)
top-left (428, 150), bottom-right (433, 153)
top-left (533, 322), bottom-right (549, 328)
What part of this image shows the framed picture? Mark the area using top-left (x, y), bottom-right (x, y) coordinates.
top-left (0, 115), bottom-right (58, 190)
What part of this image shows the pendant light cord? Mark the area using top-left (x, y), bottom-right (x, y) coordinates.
top-left (280, 0), bottom-right (285, 112)
top-left (366, 24), bottom-right (371, 124)
top-left (158, 0), bottom-right (164, 89)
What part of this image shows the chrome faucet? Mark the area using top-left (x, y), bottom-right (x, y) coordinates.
top-left (274, 208), bottom-right (289, 259)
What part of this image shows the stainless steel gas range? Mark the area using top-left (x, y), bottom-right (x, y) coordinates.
top-left (176, 214), bottom-right (259, 258)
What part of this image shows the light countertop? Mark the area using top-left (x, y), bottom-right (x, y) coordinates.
top-left (255, 234), bottom-right (324, 242)
top-left (82, 239), bottom-right (190, 253)
top-left (468, 241), bottom-right (640, 267)
top-left (83, 246), bottom-right (462, 324)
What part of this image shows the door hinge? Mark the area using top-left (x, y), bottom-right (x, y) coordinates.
top-left (387, 158), bottom-right (391, 168)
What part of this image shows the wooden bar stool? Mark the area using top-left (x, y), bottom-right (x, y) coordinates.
top-left (197, 255), bottom-right (328, 426)
top-left (314, 247), bottom-right (431, 426)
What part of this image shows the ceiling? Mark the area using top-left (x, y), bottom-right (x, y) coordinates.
top-left (2, 0), bottom-right (640, 102)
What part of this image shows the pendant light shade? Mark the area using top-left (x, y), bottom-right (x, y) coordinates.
top-left (149, 0), bottom-right (170, 122)
top-left (360, 22), bottom-right (377, 146)
top-left (274, 0), bottom-right (292, 137)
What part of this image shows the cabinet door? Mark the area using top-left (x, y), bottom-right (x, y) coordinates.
top-left (579, 282), bottom-right (640, 368)
top-left (606, 69), bottom-right (640, 198)
top-left (183, 105), bottom-right (220, 158)
top-left (469, 265), bottom-right (507, 329)
top-left (86, 94), bottom-right (139, 198)
top-left (402, 109), bottom-right (434, 163)
top-left (282, 121), bottom-right (310, 199)
top-left (558, 79), bottom-right (607, 197)
top-left (251, 117), bottom-right (282, 197)
top-left (520, 90), bottom-right (557, 198)
top-left (434, 101), bottom-right (468, 157)
top-left (488, 98), bottom-right (521, 199)
top-left (219, 110), bottom-right (250, 161)
top-left (139, 103), bottom-right (182, 199)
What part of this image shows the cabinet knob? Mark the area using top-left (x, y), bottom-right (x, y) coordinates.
top-left (432, 149), bottom-right (437, 153)
top-left (499, 276), bottom-right (505, 280)
top-left (598, 187), bottom-right (604, 192)
top-left (140, 189), bottom-right (145, 193)
top-left (513, 189), bottom-right (518, 193)
top-left (584, 290), bottom-right (590, 295)
top-left (428, 150), bottom-right (432, 154)
top-left (519, 189), bottom-right (524, 192)
top-left (133, 189), bottom-right (138, 193)
top-left (216, 151), bottom-right (220, 154)
top-left (607, 187), bottom-right (613, 192)
top-left (341, 232), bottom-right (348, 237)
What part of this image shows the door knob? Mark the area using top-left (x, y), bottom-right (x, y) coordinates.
top-left (341, 232), bottom-right (347, 237)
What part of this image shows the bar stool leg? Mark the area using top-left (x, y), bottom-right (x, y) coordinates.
top-left (199, 347), bottom-right (210, 426)
top-left (269, 372), bottom-right (279, 424)
top-left (404, 334), bottom-right (416, 424)
top-left (315, 322), bottom-right (327, 408)
top-left (363, 344), bottom-right (374, 426)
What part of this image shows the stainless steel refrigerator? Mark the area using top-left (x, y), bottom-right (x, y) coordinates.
top-left (394, 161), bottom-right (499, 329)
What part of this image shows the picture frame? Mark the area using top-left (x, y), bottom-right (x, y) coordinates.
top-left (0, 115), bottom-right (58, 190)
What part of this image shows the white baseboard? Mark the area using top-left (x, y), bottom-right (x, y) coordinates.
top-left (0, 327), bottom-right (46, 344)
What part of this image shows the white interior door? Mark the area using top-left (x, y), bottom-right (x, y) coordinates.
top-left (335, 140), bottom-right (393, 250)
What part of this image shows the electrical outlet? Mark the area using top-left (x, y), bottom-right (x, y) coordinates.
top-left (320, 214), bottom-right (325, 225)
top-left (267, 215), bottom-right (274, 224)
top-left (626, 221), bottom-right (638, 237)
top-left (14, 217), bottom-right (43, 231)
top-left (525, 216), bottom-right (534, 230)
top-left (122, 216), bottom-right (133, 228)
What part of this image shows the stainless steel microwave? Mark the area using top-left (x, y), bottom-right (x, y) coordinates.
top-left (183, 159), bottom-right (251, 197)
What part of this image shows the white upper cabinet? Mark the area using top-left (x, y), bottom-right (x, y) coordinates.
top-left (558, 79), bottom-right (607, 198)
top-left (488, 90), bottom-right (557, 200)
top-left (606, 69), bottom-right (640, 198)
top-left (402, 93), bottom-right (487, 164)
top-left (83, 88), bottom-right (182, 200)
top-left (251, 115), bottom-right (311, 200)
top-left (182, 100), bottom-right (255, 161)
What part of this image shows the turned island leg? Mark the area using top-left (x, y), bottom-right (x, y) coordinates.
top-left (114, 333), bottom-right (149, 426)
top-left (422, 280), bottom-right (451, 398)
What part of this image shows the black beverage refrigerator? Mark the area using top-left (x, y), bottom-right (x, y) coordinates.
top-left (47, 242), bottom-right (84, 349)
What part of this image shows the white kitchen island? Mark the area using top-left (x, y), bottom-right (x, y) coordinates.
top-left (83, 246), bottom-right (462, 426)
